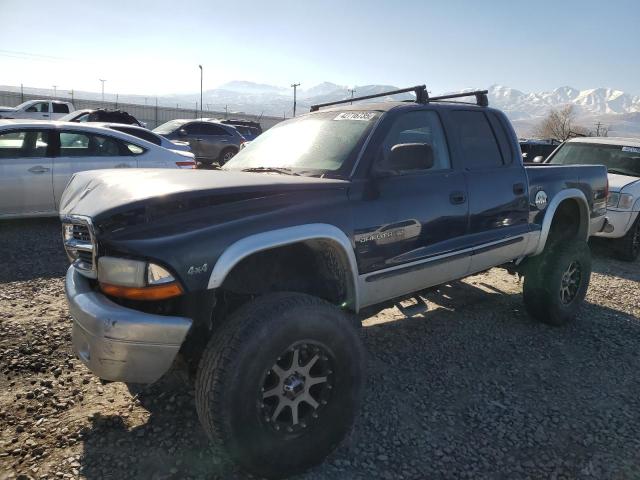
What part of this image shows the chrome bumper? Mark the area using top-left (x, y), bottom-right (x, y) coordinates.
top-left (65, 266), bottom-right (192, 383)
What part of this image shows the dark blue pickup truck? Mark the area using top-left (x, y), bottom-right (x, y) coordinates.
top-left (59, 86), bottom-right (608, 478)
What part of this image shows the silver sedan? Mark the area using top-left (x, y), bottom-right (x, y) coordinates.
top-left (0, 120), bottom-right (196, 219)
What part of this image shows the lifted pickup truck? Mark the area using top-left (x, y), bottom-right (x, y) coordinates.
top-left (60, 86), bottom-right (608, 478)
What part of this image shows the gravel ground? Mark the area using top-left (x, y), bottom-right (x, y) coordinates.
top-left (1, 218), bottom-right (640, 480)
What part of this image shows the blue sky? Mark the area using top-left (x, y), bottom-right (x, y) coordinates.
top-left (0, 0), bottom-right (638, 96)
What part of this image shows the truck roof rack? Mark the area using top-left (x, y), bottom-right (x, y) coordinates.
top-left (309, 86), bottom-right (489, 112)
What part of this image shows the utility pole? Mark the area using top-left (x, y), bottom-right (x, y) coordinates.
top-left (99, 79), bottom-right (106, 102)
top-left (348, 88), bottom-right (356, 104)
top-left (225, 105), bottom-right (228, 119)
top-left (155, 97), bottom-right (158, 127)
top-left (198, 65), bottom-right (203, 119)
top-left (52, 85), bottom-right (57, 98)
top-left (291, 82), bottom-right (301, 117)
top-left (115, 93), bottom-right (119, 108)
top-left (70, 90), bottom-right (74, 103)
top-left (595, 121), bottom-right (603, 136)
top-left (20, 83), bottom-right (24, 103)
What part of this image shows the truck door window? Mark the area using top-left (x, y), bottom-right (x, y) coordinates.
top-left (450, 111), bottom-right (504, 169)
top-left (376, 110), bottom-right (450, 174)
top-left (26, 102), bottom-right (49, 113)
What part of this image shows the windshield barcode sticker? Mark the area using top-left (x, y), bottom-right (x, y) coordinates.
top-left (333, 112), bottom-right (376, 121)
top-left (622, 146), bottom-right (640, 154)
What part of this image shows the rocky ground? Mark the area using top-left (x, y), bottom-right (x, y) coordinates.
top-left (1, 218), bottom-right (639, 480)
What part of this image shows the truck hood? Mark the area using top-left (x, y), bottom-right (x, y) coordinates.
top-left (0, 106), bottom-right (17, 113)
top-left (608, 173), bottom-right (640, 192)
top-left (59, 168), bottom-right (348, 225)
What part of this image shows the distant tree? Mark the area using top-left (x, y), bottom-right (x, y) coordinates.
top-left (534, 105), bottom-right (589, 142)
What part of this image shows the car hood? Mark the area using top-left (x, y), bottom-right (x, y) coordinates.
top-left (59, 168), bottom-right (348, 225)
top-left (608, 173), bottom-right (640, 192)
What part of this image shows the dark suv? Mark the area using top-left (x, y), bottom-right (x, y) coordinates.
top-left (153, 119), bottom-right (245, 165)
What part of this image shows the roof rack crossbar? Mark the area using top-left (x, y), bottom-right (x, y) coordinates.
top-left (429, 90), bottom-right (489, 107)
top-left (310, 85), bottom-right (428, 112)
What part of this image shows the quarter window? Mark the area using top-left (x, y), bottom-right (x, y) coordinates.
top-left (450, 111), bottom-right (503, 169)
top-left (201, 124), bottom-right (231, 136)
top-left (0, 130), bottom-right (49, 158)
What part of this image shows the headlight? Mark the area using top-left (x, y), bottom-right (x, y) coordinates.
top-left (97, 256), bottom-right (183, 300)
top-left (607, 192), bottom-right (634, 209)
top-left (618, 193), bottom-right (634, 210)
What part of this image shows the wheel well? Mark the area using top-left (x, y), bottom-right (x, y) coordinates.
top-left (547, 198), bottom-right (588, 246)
top-left (219, 240), bottom-right (355, 310)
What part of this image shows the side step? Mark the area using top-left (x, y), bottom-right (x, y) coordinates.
top-left (396, 296), bottom-right (428, 318)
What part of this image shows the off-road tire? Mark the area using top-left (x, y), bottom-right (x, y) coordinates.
top-left (523, 240), bottom-right (591, 326)
top-left (218, 148), bottom-right (237, 166)
top-left (615, 214), bottom-right (640, 261)
top-left (195, 292), bottom-right (365, 479)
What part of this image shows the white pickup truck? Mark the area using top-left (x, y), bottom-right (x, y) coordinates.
top-left (0, 100), bottom-right (75, 120)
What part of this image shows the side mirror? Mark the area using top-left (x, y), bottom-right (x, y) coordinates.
top-left (532, 156), bottom-right (544, 163)
top-left (178, 129), bottom-right (187, 136)
top-left (387, 143), bottom-right (434, 172)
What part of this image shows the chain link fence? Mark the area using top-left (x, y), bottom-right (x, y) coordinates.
top-left (0, 86), bottom-right (284, 130)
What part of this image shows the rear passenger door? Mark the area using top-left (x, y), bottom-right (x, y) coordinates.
top-left (52, 131), bottom-right (139, 208)
top-left (199, 123), bottom-right (233, 161)
top-left (447, 109), bottom-right (529, 272)
top-left (0, 128), bottom-right (54, 216)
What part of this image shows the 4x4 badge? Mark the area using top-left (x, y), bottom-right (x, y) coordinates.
top-left (188, 263), bottom-right (208, 275)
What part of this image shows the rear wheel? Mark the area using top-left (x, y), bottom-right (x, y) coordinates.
top-left (615, 215), bottom-right (640, 261)
top-left (218, 148), bottom-right (237, 166)
top-left (195, 292), bottom-right (365, 479)
top-left (523, 240), bottom-right (591, 326)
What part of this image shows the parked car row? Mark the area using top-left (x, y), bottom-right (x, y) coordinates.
top-left (0, 120), bottom-right (196, 218)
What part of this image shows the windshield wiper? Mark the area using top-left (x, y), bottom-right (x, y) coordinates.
top-left (240, 167), bottom-right (300, 176)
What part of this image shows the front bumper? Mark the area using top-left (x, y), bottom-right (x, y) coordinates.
top-left (65, 266), bottom-right (192, 383)
top-left (593, 210), bottom-right (639, 239)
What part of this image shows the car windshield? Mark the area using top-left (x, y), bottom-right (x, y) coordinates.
top-left (153, 120), bottom-right (189, 135)
top-left (58, 111), bottom-right (87, 122)
top-left (222, 111), bottom-right (380, 176)
top-left (548, 142), bottom-right (640, 177)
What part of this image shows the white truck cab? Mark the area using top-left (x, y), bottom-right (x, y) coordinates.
top-left (0, 100), bottom-right (75, 120)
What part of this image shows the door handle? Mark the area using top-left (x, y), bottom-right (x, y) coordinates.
top-left (42, 114), bottom-right (49, 117)
top-left (28, 166), bottom-right (50, 174)
top-left (449, 191), bottom-right (467, 205)
top-left (513, 183), bottom-right (525, 195)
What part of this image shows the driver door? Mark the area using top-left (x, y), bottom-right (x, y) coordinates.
top-left (353, 110), bottom-right (470, 307)
top-left (23, 101), bottom-right (51, 120)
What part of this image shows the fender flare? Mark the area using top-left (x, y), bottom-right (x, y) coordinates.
top-left (206, 223), bottom-right (361, 311)
top-left (533, 188), bottom-right (590, 256)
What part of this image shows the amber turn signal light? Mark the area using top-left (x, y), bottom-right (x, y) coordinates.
top-left (99, 281), bottom-right (184, 301)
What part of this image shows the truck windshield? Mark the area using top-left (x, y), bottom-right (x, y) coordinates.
top-left (549, 142), bottom-right (640, 177)
top-left (222, 111), bottom-right (380, 176)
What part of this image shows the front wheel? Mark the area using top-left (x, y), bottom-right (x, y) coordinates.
top-left (195, 293), bottom-right (365, 479)
top-left (523, 240), bottom-right (592, 326)
top-left (615, 215), bottom-right (640, 261)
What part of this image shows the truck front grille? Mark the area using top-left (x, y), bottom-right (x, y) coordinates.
top-left (62, 216), bottom-right (97, 278)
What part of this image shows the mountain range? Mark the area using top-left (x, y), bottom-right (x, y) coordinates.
top-left (2, 81), bottom-right (639, 137)
top-left (166, 81), bottom-right (640, 137)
